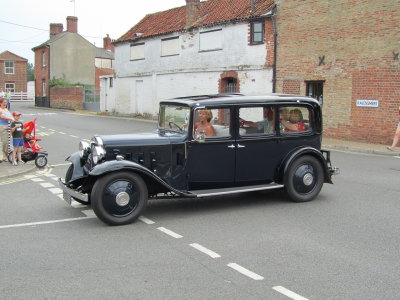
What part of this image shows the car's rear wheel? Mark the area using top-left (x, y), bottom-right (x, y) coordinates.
top-left (91, 171), bottom-right (148, 226)
top-left (284, 155), bottom-right (324, 202)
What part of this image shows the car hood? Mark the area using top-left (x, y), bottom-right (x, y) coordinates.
top-left (100, 131), bottom-right (183, 147)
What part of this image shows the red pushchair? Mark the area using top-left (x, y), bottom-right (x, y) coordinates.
top-left (8, 117), bottom-right (48, 168)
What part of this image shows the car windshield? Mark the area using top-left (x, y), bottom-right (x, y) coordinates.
top-left (158, 104), bottom-right (190, 134)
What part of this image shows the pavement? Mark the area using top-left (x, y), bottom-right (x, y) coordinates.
top-left (1, 136), bottom-right (398, 180)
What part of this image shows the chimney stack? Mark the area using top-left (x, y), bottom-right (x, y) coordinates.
top-left (103, 34), bottom-right (115, 52)
top-left (185, 0), bottom-right (200, 28)
top-left (66, 16), bottom-right (78, 33)
top-left (50, 23), bottom-right (63, 38)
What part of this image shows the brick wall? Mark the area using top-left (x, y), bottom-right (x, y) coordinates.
top-left (275, 0), bottom-right (400, 144)
top-left (50, 86), bottom-right (84, 110)
top-left (33, 47), bottom-right (50, 97)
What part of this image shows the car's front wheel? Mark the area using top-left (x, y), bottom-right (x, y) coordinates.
top-left (91, 171), bottom-right (148, 225)
top-left (284, 155), bottom-right (324, 202)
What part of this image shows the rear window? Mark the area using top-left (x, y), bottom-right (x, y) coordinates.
top-left (279, 106), bottom-right (312, 134)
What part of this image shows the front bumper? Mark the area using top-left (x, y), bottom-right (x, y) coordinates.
top-left (58, 178), bottom-right (89, 204)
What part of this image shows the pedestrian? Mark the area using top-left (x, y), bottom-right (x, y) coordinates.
top-left (10, 111), bottom-right (26, 165)
top-left (387, 106), bottom-right (400, 152)
top-left (5, 90), bottom-right (11, 110)
top-left (0, 97), bottom-right (14, 162)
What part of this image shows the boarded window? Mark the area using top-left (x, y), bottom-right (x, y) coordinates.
top-left (199, 29), bottom-right (222, 52)
top-left (161, 37), bottom-right (179, 56)
top-left (130, 43), bottom-right (145, 60)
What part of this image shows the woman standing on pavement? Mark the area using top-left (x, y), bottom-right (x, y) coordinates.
top-left (387, 106), bottom-right (400, 151)
top-left (0, 97), bottom-right (14, 162)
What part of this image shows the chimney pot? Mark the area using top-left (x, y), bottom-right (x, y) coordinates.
top-left (185, 0), bottom-right (200, 28)
top-left (50, 23), bottom-right (63, 38)
top-left (66, 16), bottom-right (78, 33)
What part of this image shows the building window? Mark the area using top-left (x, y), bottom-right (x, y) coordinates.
top-left (42, 52), bottom-right (46, 67)
top-left (5, 61), bottom-right (14, 74)
top-left (306, 81), bottom-right (324, 105)
top-left (222, 77), bottom-right (237, 93)
top-left (250, 21), bottom-right (264, 44)
top-left (161, 37), bottom-right (179, 57)
top-left (130, 43), bottom-right (145, 60)
top-left (42, 80), bottom-right (46, 97)
top-left (5, 83), bottom-right (15, 93)
top-left (199, 29), bottom-right (223, 52)
top-left (109, 77), bottom-right (113, 88)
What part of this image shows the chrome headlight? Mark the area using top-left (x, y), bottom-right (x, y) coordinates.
top-left (91, 136), bottom-right (103, 146)
top-left (92, 145), bottom-right (106, 165)
top-left (79, 141), bottom-right (90, 158)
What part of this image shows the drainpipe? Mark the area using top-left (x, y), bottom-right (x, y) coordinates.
top-left (271, 6), bottom-right (277, 93)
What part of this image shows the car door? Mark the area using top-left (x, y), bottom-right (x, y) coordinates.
top-left (235, 105), bottom-right (281, 184)
top-left (187, 107), bottom-right (235, 190)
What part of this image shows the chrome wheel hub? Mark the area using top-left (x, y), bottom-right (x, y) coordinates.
top-left (115, 192), bottom-right (130, 206)
top-left (303, 173), bottom-right (314, 186)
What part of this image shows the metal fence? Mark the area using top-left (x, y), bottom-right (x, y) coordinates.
top-left (84, 87), bottom-right (100, 112)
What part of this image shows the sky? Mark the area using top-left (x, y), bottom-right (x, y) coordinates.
top-left (0, 0), bottom-right (186, 65)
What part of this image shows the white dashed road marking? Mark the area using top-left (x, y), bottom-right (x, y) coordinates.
top-left (139, 216), bottom-right (155, 224)
top-left (157, 227), bottom-right (183, 239)
top-left (272, 286), bottom-right (309, 300)
top-left (189, 243), bottom-right (221, 258)
top-left (227, 263), bottom-right (264, 280)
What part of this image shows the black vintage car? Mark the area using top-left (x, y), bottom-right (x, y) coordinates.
top-left (59, 94), bottom-right (339, 225)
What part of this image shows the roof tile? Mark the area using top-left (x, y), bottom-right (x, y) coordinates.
top-left (116, 0), bottom-right (275, 43)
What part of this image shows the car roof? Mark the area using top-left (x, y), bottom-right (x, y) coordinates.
top-left (160, 93), bottom-right (319, 107)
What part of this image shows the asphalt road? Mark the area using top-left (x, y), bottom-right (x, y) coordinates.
top-left (1, 102), bottom-right (399, 300)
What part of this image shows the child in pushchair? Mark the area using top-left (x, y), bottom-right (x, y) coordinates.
top-left (9, 117), bottom-right (48, 168)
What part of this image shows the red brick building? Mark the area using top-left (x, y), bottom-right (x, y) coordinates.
top-left (275, 0), bottom-right (399, 144)
top-left (0, 51), bottom-right (28, 94)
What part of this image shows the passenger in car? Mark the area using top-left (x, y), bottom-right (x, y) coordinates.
top-left (242, 107), bottom-right (275, 134)
top-left (194, 109), bottom-right (215, 138)
top-left (281, 109), bottom-right (306, 132)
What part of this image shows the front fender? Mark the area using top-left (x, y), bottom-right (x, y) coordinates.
top-left (89, 160), bottom-right (195, 198)
top-left (279, 146), bottom-right (332, 184)
top-left (66, 151), bottom-right (85, 179)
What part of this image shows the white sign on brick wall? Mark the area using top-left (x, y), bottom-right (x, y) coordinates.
top-left (356, 99), bottom-right (379, 107)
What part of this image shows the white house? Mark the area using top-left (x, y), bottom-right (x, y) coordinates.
top-left (103, 0), bottom-right (276, 116)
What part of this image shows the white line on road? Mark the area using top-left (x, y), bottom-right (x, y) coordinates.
top-left (0, 216), bottom-right (95, 229)
top-left (48, 187), bottom-right (63, 194)
top-left (157, 227), bottom-right (183, 239)
top-left (189, 243), bottom-right (221, 258)
top-left (227, 263), bottom-right (264, 280)
top-left (31, 178), bottom-right (44, 182)
top-left (139, 216), bottom-right (155, 224)
top-left (40, 182), bottom-right (55, 188)
top-left (272, 286), bottom-right (309, 300)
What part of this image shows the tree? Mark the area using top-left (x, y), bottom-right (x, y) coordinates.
top-left (27, 63), bottom-right (34, 81)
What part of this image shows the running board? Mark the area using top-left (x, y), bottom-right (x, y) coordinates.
top-left (189, 183), bottom-right (284, 197)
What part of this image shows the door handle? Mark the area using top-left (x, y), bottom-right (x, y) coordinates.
top-left (237, 144), bottom-right (246, 148)
top-left (227, 144), bottom-right (236, 149)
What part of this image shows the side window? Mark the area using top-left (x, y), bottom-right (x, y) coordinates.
top-left (279, 106), bottom-right (312, 134)
top-left (239, 106), bottom-right (275, 136)
top-left (193, 108), bottom-right (230, 140)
